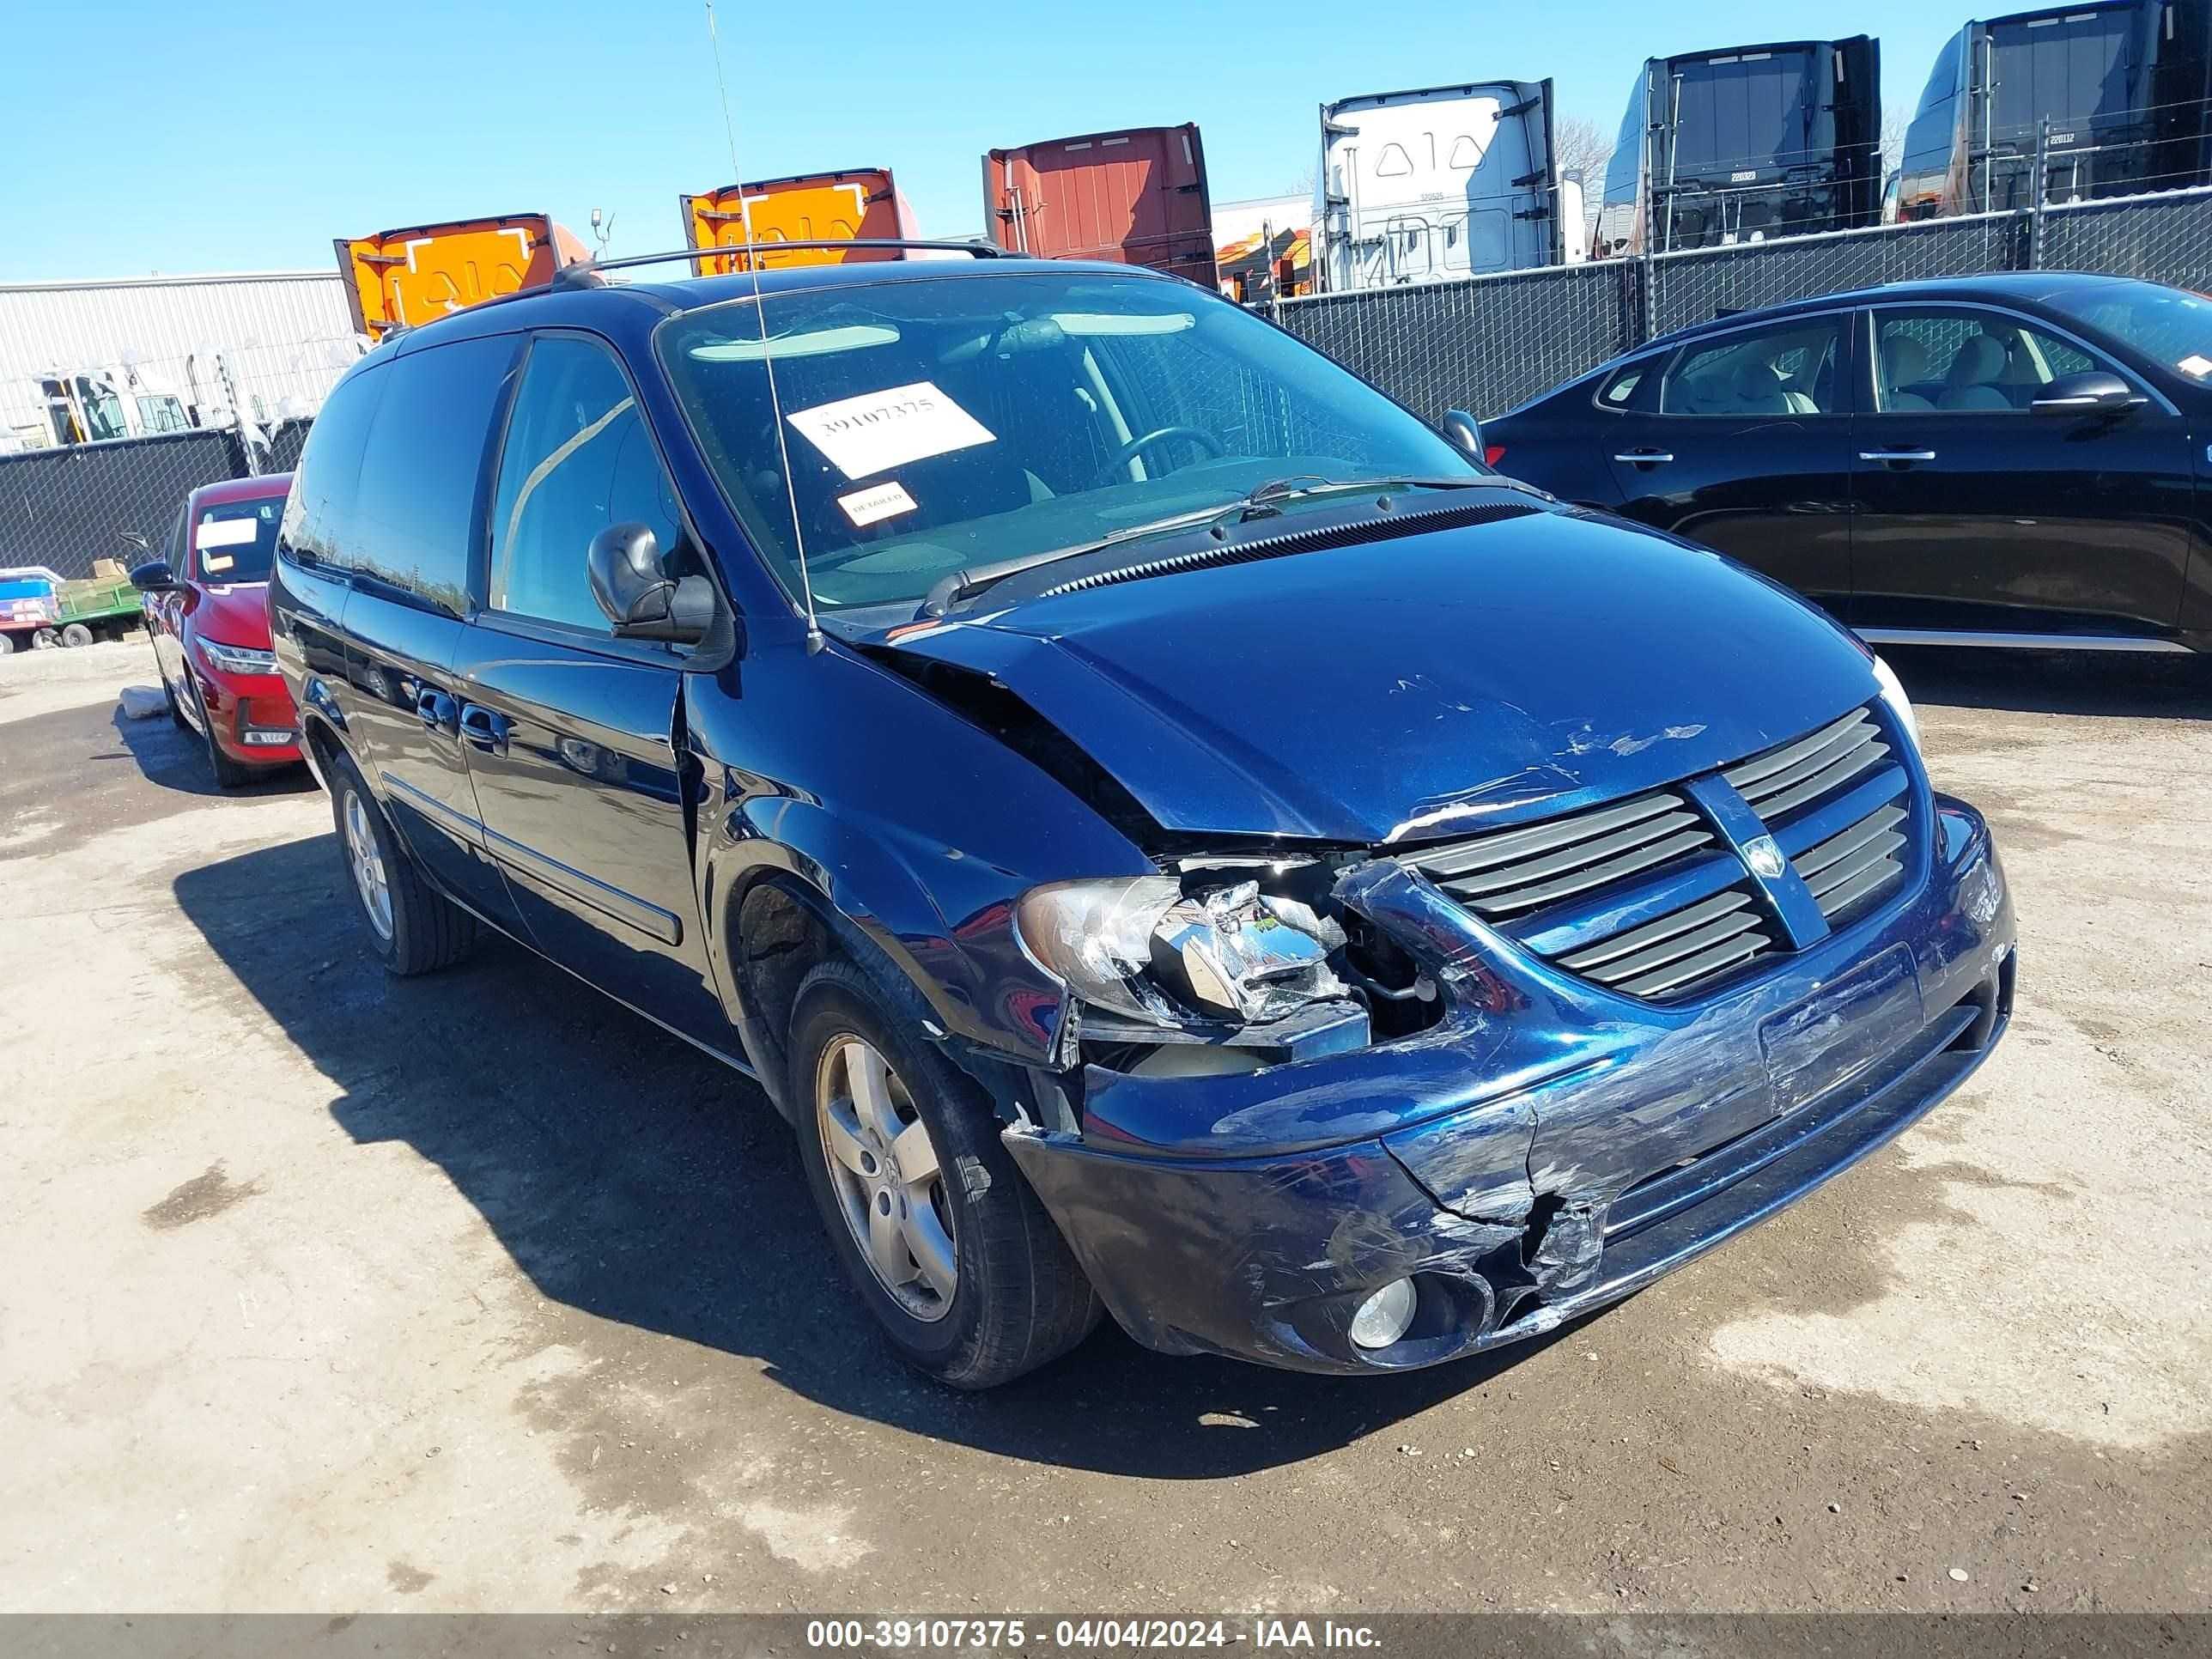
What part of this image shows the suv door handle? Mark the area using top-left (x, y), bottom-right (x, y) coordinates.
top-left (1613, 449), bottom-right (1674, 465)
top-left (459, 704), bottom-right (510, 757)
top-left (1859, 449), bottom-right (1938, 464)
top-left (416, 687), bottom-right (457, 732)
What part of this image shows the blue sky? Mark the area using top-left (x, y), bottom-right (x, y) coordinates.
top-left (5, 0), bottom-right (1960, 281)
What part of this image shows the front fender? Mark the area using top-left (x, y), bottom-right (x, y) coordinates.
top-left (687, 639), bottom-right (1157, 1074)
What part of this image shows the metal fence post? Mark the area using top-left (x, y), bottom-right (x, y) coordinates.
top-left (216, 356), bottom-right (260, 477)
top-left (1639, 65), bottom-right (1660, 340)
top-left (2028, 118), bottom-right (2052, 270)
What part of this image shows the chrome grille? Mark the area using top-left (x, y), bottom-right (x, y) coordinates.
top-left (1723, 707), bottom-right (1888, 818)
top-left (1404, 789), bottom-right (1715, 918)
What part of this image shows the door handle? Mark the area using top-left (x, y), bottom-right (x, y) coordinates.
top-left (458, 704), bottom-right (510, 757)
top-left (1613, 450), bottom-right (1674, 465)
top-left (415, 687), bottom-right (456, 732)
top-left (1859, 449), bottom-right (1938, 463)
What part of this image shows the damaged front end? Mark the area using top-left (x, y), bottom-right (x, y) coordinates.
top-left (993, 787), bottom-right (2016, 1376)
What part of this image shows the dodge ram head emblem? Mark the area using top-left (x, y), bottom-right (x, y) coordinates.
top-left (1744, 835), bottom-right (1787, 880)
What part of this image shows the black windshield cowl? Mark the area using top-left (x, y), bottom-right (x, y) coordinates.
top-left (922, 486), bottom-right (1547, 618)
top-left (921, 475), bottom-right (1536, 616)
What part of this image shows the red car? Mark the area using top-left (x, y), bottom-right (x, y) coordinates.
top-left (131, 475), bottom-right (302, 787)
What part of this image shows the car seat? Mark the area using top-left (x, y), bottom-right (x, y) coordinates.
top-left (1879, 335), bottom-right (1936, 411)
top-left (1939, 334), bottom-right (2013, 410)
top-left (1997, 341), bottom-right (2048, 409)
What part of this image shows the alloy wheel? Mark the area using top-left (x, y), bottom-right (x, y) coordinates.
top-left (343, 788), bottom-right (394, 941)
top-left (814, 1036), bottom-right (957, 1322)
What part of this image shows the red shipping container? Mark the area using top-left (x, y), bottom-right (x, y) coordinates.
top-left (982, 123), bottom-right (1218, 286)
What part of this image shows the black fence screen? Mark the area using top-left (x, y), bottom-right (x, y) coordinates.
top-left (9, 187), bottom-right (2212, 586)
top-left (0, 422), bottom-right (306, 580)
top-left (1275, 184), bottom-right (2212, 422)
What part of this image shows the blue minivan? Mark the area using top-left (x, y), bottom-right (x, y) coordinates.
top-left (269, 246), bottom-right (2014, 1387)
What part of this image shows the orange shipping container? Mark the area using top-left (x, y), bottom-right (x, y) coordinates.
top-left (336, 214), bottom-right (587, 342)
top-left (679, 168), bottom-right (919, 273)
top-left (983, 124), bottom-right (1217, 286)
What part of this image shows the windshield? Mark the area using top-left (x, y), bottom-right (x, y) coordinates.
top-left (655, 270), bottom-right (1471, 613)
top-left (2044, 280), bottom-right (2212, 380)
top-left (192, 497), bottom-right (283, 584)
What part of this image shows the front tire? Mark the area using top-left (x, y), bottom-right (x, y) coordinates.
top-left (191, 681), bottom-right (254, 790)
top-left (788, 959), bottom-right (1100, 1389)
top-left (326, 750), bottom-right (477, 975)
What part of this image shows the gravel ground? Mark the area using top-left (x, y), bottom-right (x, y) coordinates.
top-left (0, 642), bottom-right (2206, 1615)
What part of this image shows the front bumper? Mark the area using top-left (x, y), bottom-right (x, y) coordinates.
top-left (195, 664), bottom-right (302, 767)
top-left (1003, 797), bottom-right (2014, 1375)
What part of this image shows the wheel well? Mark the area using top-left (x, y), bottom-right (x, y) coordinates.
top-left (733, 877), bottom-right (848, 1109)
top-left (300, 714), bottom-right (344, 780)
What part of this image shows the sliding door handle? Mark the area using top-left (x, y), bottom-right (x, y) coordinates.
top-left (458, 704), bottom-right (510, 757)
top-left (1613, 450), bottom-right (1674, 465)
top-left (415, 688), bottom-right (457, 732)
top-left (1859, 449), bottom-right (1938, 463)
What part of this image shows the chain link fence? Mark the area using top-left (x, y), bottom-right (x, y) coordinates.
top-left (0, 420), bottom-right (308, 586)
top-left (1275, 184), bottom-right (2212, 422)
top-left (7, 185), bottom-right (2212, 589)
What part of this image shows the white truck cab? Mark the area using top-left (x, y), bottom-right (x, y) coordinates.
top-left (1314, 78), bottom-right (1580, 291)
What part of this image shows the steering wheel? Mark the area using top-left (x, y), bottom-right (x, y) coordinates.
top-left (1086, 425), bottom-right (1224, 488)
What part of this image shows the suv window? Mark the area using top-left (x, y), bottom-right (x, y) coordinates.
top-left (281, 360), bottom-right (387, 569)
top-left (489, 334), bottom-right (684, 633)
top-left (1661, 317), bottom-right (1844, 416)
top-left (1873, 308), bottom-right (2104, 413)
top-left (352, 335), bottom-right (520, 613)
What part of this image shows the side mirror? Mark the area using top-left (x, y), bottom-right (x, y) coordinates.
top-left (2031, 370), bottom-right (2142, 415)
top-left (128, 559), bottom-right (177, 592)
top-left (1441, 408), bottom-right (1486, 465)
top-left (586, 523), bottom-right (716, 645)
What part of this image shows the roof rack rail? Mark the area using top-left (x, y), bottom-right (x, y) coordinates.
top-left (550, 238), bottom-right (1006, 289)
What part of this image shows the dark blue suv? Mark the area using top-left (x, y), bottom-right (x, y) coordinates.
top-left (270, 248), bottom-right (2014, 1387)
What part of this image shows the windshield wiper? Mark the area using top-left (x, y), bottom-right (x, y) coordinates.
top-left (1235, 473), bottom-right (1527, 515)
top-left (920, 473), bottom-right (1535, 617)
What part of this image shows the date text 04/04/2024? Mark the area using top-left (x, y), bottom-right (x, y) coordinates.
top-left (803, 1619), bottom-right (1382, 1650)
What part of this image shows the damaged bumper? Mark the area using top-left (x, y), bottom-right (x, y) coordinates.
top-left (1002, 796), bottom-right (2014, 1375)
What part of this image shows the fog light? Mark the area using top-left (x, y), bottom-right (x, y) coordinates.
top-left (1349, 1278), bottom-right (1418, 1350)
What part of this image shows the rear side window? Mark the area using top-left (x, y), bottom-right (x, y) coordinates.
top-left (1661, 317), bottom-right (1844, 416)
top-left (1596, 362), bottom-right (1650, 408)
top-left (351, 334), bottom-right (520, 614)
top-left (488, 334), bottom-right (684, 634)
top-left (281, 361), bottom-right (386, 568)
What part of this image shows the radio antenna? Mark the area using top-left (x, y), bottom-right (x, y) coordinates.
top-left (704, 0), bottom-right (822, 649)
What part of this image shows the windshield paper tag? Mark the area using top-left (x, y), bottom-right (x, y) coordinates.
top-left (837, 480), bottom-right (918, 526)
top-left (198, 518), bottom-right (258, 549)
top-left (201, 553), bottom-right (235, 574)
top-left (786, 380), bottom-right (994, 480)
top-left (2179, 354), bottom-right (2212, 378)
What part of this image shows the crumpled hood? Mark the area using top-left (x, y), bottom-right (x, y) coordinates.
top-left (192, 582), bottom-right (273, 650)
top-left (881, 509), bottom-right (1881, 845)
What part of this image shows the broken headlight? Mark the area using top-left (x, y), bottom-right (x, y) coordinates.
top-left (1014, 874), bottom-right (1348, 1029)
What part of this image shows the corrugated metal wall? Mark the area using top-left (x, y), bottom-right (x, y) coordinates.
top-left (0, 271), bottom-right (362, 447)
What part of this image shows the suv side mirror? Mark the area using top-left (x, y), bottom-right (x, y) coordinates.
top-left (129, 559), bottom-right (178, 592)
top-left (586, 523), bottom-right (716, 645)
top-left (1441, 408), bottom-right (1486, 464)
top-left (2031, 370), bottom-right (2142, 415)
